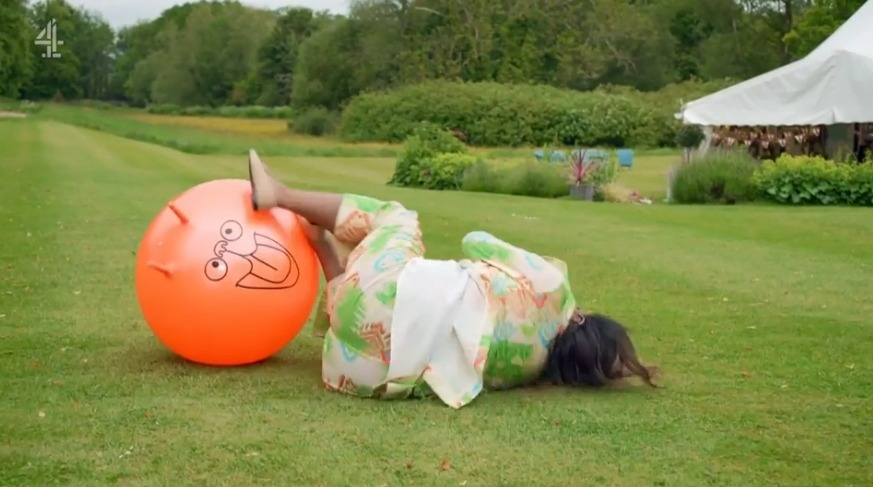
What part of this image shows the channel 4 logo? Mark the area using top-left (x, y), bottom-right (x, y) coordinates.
top-left (35, 18), bottom-right (64, 59)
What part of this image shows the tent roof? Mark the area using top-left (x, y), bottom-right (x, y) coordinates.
top-left (808, 1), bottom-right (873, 59)
top-left (677, 2), bottom-right (873, 126)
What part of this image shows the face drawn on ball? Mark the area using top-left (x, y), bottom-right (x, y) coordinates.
top-left (204, 219), bottom-right (300, 289)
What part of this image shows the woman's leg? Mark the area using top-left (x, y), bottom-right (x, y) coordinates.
top-left (248, 149), bottom-right (343, 232)
top-left (247, 149), bottom-right (426, 398)
top-left (249, 149), bottom-right (363, 282)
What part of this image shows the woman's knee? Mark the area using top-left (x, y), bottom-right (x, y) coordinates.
top-left (333, 196), bottom-right (416, 245)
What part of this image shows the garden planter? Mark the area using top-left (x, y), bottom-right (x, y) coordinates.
top-left (569, 183), bottom-right (595, 201)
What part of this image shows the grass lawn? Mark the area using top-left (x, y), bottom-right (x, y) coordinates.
top-left (1, 112), bottom-right (872, 486)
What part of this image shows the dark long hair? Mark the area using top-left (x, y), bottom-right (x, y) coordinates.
top-left (542, 313), bottom-right (658, 388)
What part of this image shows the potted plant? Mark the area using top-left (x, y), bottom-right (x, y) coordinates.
top-left (568, 149), bottom-right (601, 200)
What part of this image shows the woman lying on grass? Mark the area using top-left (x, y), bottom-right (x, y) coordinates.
top-left (246, 149), bottom-right (658, 408)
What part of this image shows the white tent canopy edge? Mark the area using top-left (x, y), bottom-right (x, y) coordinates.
top-left (675, 1), bottom-right (873, 127)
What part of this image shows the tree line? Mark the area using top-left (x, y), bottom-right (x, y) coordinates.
top-left (0, 0), bottom-right (864, 113)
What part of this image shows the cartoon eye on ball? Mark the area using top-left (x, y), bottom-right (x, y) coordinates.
top-left (203, 219), bottom-right (300, 289)
top-left (205, 256), bottom-right (229, 281)
top-left (219, 220), bottom-right (243, 241)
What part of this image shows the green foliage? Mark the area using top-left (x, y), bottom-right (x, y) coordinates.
top-left (589, 153), bottom-right (619, 188)
top-left (40, 104), bottom-right (397, 158)
top-left (144, 104), bottom-right (179, 115)
top-left (672, 150), bottom-right (759, 204)
top-left (339, 80), bottom-right (655, 148)
top-left (0, 0), bottom-right (33, 98)
top-left (462, 160), bottom-right (568, 199)
top-left (132, 2), bottom-right (275, 106)
top-left (223, 105), bottom-right (293, 119)
top-left (568, 150), bottom-right (601, 185)
top-left (0, 99), bottom-right (42, 114)
top-left (752, 155), bottom-right (873, 206)
top-left (503, 162), bottom-right (570, 198)
top-left (1, 0), bottom-right (865, 153)
top-left (290, 16), bottom-right (385, 112)
top-left (389, 124), bottom-right (467, 187)
top-left (566, 149), bottom-right (619, 188)
top-left (676, 124), bottom-right (705, 149)
top-left (596, 80), bottom-right (737, 147)
top-left (783, 0), bottom-right (866, 59)
top-left (461, 161), bottom-right (502, 194)
top-left (418, 153), bottom-right (482, 190)
top-left (289, 107), bottom-right (339, 136)
top-left (4, 0), bottom-right (861, 152)
top-left (145, 104), bottom-right (293, 118)
top-left (248, 7), bottom-right (317, 106)
top-left (389, 126), bottom-right (478, 190)
top-left (24, 0), bottom-right (83, 100)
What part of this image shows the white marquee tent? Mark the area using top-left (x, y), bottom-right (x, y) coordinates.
top-left (677, 1), bottom-right (873, 127)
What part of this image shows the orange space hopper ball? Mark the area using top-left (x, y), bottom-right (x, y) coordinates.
top-left (134, 179), bottom-right (320, 366)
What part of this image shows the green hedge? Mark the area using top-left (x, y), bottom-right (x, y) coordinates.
top-left (462, 160), bottom-right (569, 199)
top-left (753, 155), bottom-right (873, 206)
top-left (421, 153), bottom-right (483, 190)
top-left (0, 99), bottom-right (42, 114)
top-left (671, 150), bottom-right (760, 204)
top-left (388, 124), bottom-right (470, 188)
top-left (388, 124), bottom-right (624, 199)
top-left (289, 106), bottom-right (339, 136)
top-left (670, 152), bottom-right (873, 206)
top-left (339, 80), bottom-right (658, 148)
top-left (138, 78), bottom-right (732, 146)
top-left (145, 103), bottom-right (293, 119)
top-left (596, 79), bottom-right (736, 148)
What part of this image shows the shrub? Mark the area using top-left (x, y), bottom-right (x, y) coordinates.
top-left (71, 100), bottom-right (115, 110)
top-left (596, 79), bottom-right (737, 147)
top-left (0, 99), bottom-right (42, 114)
top-left (418, 153), bottom-right (481, 190)
top-left (671, 149), bottom-right (759, 204)
top-left (568, 150), bottom-right (603, 186)
top-left (146, 103), bottom-right (182, 115)
top-left (339, 80), bottom-right (655, 148)
top-left (145, 103), bottom-right (293, 119)
top-left (462, 160), bottom-right (567, 199)
top-left (676, 124), bottom-right (705, 149)
top-left (238, 105), bottom-right (293, 119)
top-left (577, 149), bottom-right (619, 188)
top-left (752, 155), bottom-right (873, 206)
top-left (502, 162), bottom-right (569, 198)
top-left (180, 106), bottom-right (212, 116)
top-left (461, 161), bottom-right (502, 194)
top-left (389, 124), bottom-right (467, 187)
top-left (290, 107), bottom-right (339, 136)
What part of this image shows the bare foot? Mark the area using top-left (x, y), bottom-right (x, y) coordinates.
top-left (247, 149), bottom-right (278, 210)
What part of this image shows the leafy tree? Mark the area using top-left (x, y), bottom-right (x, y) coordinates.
top-left (139, 1), bottom-right (275, 106)
top-left (70, 8), bottom-right (115, 100)
top-left (24, 0), bottom-right (82, 100)
top-left (0, 0), bottom-right (34, 98)
top-left (290, 17), bottom-right (364, 111)
top-left (783, 0), bottom-right (865, 58)
top-left (1, 0), bottom-right (864, 112)
top-left (243, 7), bottom-right (317, 106)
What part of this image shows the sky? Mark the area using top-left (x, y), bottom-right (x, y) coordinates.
top-left (67, 0), bottom-right (351, 28)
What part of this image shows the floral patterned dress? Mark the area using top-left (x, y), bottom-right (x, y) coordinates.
top-left (318, 194), bottom-right (577, 407)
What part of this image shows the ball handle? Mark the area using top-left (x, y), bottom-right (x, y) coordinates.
top-left (148, 261), bottom-right (174, 277)
top-left (168, 202), bottom-right (189, 224)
